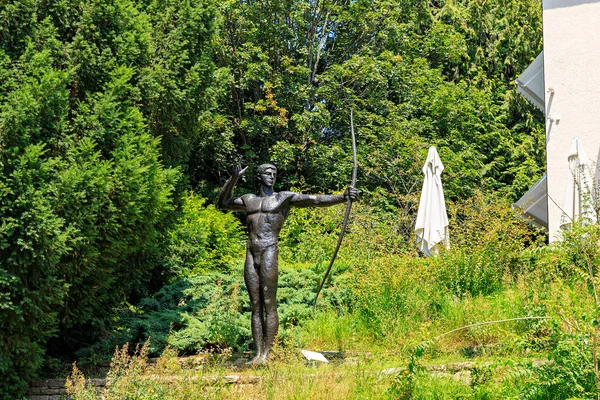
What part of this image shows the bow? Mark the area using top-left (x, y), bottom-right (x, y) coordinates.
top-left (313, 109), bottom-right (358, 310)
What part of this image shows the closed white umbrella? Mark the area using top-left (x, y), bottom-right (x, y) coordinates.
top-left (560, 137), bottom-right (596, 230)
top-left (415, 146), bottom-right (449, 256)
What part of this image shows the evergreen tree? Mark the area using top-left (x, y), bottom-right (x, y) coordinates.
top-left (0, 0), bottom-right (218, 396)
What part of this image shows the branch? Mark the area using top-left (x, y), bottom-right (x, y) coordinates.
top-left (434, 316), bottom-right (551, 340)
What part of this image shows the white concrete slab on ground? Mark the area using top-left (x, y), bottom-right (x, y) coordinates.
top-left (301, 349), bottom-right (329, 363)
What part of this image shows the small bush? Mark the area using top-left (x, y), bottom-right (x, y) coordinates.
top-left (166, 192), bottom-right (245, 274)
top-left (520, 331), bottom-right (597, 399)
top-left (436, 193), bottom-right (544, 297)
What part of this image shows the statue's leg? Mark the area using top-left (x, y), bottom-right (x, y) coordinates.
top-left (244, 250), bottom-right (264, 363)
top-left (260, 245), bottom-right (279, 362)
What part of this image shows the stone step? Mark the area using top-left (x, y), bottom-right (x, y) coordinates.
top-left (27, 378), bottom-right (106, 400)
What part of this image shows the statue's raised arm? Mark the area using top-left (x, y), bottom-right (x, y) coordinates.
top-left (218, 165), bottom-right (248, 211)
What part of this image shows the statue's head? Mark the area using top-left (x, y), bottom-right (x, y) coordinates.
top-left (257, 163), bottom-right (277, 188)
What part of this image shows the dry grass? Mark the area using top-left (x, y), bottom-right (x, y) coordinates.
top-left (68, 345), bottom-right (395, 400)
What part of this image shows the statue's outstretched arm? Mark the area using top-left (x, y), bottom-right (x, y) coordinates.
top-left (288, 186), bottom-right (358, 208)
top-left (218, 165), bottom-right (248, 211)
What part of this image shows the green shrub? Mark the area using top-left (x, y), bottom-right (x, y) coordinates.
top-left (168, 278), bottom-right (250, 353)
top-left (0, 10), bottom-right (181, 395)
top-left (279, 201), bottom-right (412, 265)
top-left (436, 193), bottom-right (544, 297)
top-left (166, 192), bottom-right (245, 274)
top-left (520, 330), bottom-right (597, 399)
top-left (0, 144), bottom-right (74, 395)
top-left (555, 222), bottom-right (600, 282)
top-left (350, 256), bottom-right (444, 341)
top-left (76, 265), bottom-right (349, 359)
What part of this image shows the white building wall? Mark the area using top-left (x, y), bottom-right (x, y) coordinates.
top-left (542, 0), bottom-right (600, 241)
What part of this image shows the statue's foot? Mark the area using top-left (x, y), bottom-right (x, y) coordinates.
top-left (245, 355), bottom-right (266, 366)
top-left (257, 354), bottom-right (268, 365)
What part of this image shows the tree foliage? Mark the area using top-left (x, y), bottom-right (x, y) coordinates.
top-left (200, 0), bottom-right (544, 205)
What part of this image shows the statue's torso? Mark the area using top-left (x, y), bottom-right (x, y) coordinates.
top-left (242, 193), bottom-right (291, 250)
